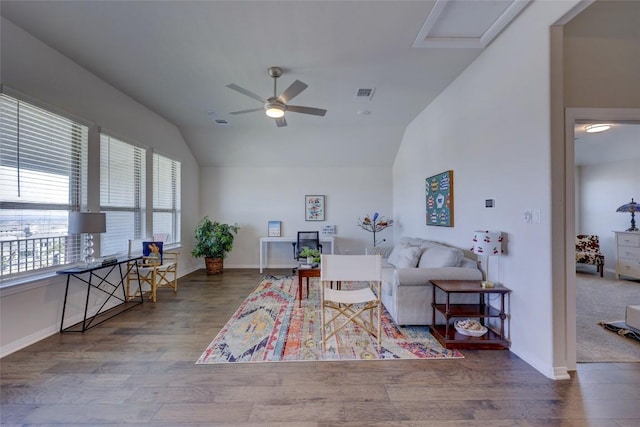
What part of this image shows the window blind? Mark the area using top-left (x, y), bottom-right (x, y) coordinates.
top-left (0, 94), bottom-right (88, 277)
top-left (153, 153), bottom-right (181, 244)
top-left (100, 134), bottom-right (146, 256)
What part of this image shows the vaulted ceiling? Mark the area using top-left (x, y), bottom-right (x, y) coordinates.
top-left (2, 1), bottom-right (534, 167)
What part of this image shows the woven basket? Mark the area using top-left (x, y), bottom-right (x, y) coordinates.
top-left (205, 257), bottom-right (223, 275)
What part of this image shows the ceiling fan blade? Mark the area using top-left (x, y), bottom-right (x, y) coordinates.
top-left (275, 116), bottom-right (287, 127)
top-left (226, 83), bottom-right (266, 103)
top-left (277, 80), bottom-right (308, 104)
top-left (229, 108), bottom-right (263, 115)
top-left (286, 105), bottom-right (327, 117)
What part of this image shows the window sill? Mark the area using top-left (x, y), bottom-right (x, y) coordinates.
top-left (0, 245), bottom-right (184, 297)
top-left (0, 269), bottom-right (63, 297)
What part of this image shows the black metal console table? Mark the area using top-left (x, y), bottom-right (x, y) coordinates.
top-left (57, 257), bottom-right (143, 332)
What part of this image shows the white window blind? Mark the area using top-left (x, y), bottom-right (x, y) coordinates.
top-left (100, 134), bottom-right (146, 256)
top-left (152, 153), bottom-right (181, 244)
top-left (0, 93), bottom-right (88, 278)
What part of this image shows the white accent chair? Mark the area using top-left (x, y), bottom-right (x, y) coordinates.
top-left (320, 254), bottom-right (382, 351)
top-left (126, 237), bottom-right (179, 302)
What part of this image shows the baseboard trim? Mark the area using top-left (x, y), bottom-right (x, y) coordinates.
top-left (0, 324), bottom-right (58, 358)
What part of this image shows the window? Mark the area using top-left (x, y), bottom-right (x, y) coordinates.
top-left (100, 134), bottom-right (146, 256)
top-left (153, 153), bottom-right (181, 244)
top-left (0, 94), bottom-right (88, 278)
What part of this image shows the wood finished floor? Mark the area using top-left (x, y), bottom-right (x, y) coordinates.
top-left (1, 268), bottom-right (639, 426)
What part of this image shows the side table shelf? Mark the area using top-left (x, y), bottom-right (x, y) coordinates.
top-left (430, 280), bottom-right (511, 350)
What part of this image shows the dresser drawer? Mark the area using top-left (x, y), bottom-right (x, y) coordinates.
top-left (617, 259), bottom-right (640, 278)
top-left (618, 245), bottom-right (640, 261)
top-left (617, 233), bottom-right (640, 248)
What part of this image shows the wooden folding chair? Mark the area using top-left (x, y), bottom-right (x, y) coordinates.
top-left (320, 254), bottom-right (382, 351)
top-left (126, 238), bottom-right (179, 302)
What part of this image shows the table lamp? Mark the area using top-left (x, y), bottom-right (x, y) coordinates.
top-left (472, 230), bottom-right (503, 288)
top-left (69, 212), bottom-right (107, 265)
top-left (616, 198), bottom-right (638, 232)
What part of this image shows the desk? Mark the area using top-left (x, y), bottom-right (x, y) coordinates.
top-left (57, 258), bottom-right (143, 333)
top-left (259, 236), bottom-right (335, 273)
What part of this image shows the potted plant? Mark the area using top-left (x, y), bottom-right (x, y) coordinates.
top-left (299, 247), bottom-right (321, 264)
top-left (191, 216), bottom-right (240, 274)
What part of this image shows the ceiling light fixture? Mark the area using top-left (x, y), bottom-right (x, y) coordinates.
top-left (585, 123), bottom-right (611, 133)
top-left (264, 100), bottom-right (285, 118)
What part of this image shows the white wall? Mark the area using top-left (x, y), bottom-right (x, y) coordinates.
top-left (198, 167), bottom-right (393, 269)
top-left (0, 18), bottom-right (201, 356)
top-left (578, 159), bottom-right (640, 270)
top-left (393, 0), bottom-right (581, 379)
top-left (563, 1), bottom-right (640, 109)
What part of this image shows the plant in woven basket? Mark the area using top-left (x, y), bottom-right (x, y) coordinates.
top-left (191, 217), bottom-right (239, 274)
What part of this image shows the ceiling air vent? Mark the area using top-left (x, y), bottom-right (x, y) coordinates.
top-left (214, 119), bottom-right (230, 126)
top-left (354, 88), bottom-right (375, 101)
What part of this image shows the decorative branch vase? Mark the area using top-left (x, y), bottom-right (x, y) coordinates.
top-left (357, 212), bottom-right (393, 247)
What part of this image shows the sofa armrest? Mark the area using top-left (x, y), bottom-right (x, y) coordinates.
top-left (395, 266), bottom-right (482, 286)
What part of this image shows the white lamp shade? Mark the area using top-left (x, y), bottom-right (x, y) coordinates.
top-left (472, 230), bottom-right (502, 256)
top-left (68, 212), bottom-right (106, 234)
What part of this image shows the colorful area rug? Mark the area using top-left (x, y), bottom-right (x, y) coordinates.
top-left (197, 275), bottom-right (463, 363)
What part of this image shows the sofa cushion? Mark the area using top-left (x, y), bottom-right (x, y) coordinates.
top-left (387, 245), bottom-right (422, 268)
top-left (418, 245), bottom-right (463, 268)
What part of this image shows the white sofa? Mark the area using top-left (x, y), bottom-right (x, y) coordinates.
top-left (368, 237), bottom-right (482, 326)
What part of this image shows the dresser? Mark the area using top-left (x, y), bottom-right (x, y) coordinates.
top-left (614, 231), bottom-right (640, 280)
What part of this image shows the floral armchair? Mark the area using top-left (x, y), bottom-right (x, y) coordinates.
top-left (576, 234), bottom-right (605, 277)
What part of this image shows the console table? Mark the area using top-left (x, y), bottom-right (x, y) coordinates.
top-left (57, 258), bottom-right (143, 333)
top-left (430, 280), bottom-right (511, 350)
top-left (259, 236), bottom-right (335, 273)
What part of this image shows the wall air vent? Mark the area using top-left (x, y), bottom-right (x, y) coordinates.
top-left (354, 88), bottom-right (375, 100)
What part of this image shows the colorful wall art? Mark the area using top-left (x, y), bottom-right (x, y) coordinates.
top-left (305, 195), bottom-right (325, 221)
top-left (425, 170), bottom-right (454, 227)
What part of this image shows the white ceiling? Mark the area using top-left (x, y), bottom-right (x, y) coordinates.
top-left (1, 1), bottom-right (532, 167)
top-left (574, 123), bottom-right (640, 166)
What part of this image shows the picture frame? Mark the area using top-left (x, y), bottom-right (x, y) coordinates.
top-left (425, 170), bottom-right (454, 227)
top-left (267, 220), bottom-right (281, 237)
top-left (305, 195), bottom-right (325, 221)
top-left (142, 241), bottom-right (164, 265)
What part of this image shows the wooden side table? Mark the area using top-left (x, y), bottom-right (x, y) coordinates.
top-left (297, 267), bottom-right (320, 307)
top-left (430, 280), bottom-right (511, 350)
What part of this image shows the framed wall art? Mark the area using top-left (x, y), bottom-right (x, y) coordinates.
top-left (425, 170), bottom-right (454, 227)
top-left (267, 220), bottom-right (281, 237)
top-left (305, 195), bottom-right (325, 221)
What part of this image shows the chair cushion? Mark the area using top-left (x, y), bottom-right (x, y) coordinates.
top-left (387, 245), bottom-right (422, 268)
top-left (576, 251), bottom-right (604, 265)
top-left (418, 245), bottom-right (463, 268)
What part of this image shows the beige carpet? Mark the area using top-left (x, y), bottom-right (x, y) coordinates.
top-left (576, 270), bottom-right (640, 362)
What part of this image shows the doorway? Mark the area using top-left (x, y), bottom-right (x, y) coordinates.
top-left (565, 108), bottom-right (640, 369)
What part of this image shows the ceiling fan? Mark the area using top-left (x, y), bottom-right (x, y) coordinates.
top-left (226, 67), bottom-right (327, 127)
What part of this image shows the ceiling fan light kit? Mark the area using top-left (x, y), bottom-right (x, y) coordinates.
top-left (226, 66), bottom-right (327, 127)
top-left (265, 100), bottom-right (285, 118)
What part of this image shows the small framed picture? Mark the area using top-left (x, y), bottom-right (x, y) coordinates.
top-left (305, 195), bottom-right (325, 221)
top-left (268, 221), bottom-right (281, 237)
